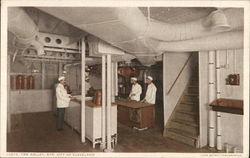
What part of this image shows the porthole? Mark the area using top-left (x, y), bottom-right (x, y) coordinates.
top-left (44, 37), bottom-right (51, 43)
top-left (56, 39), bottom-right (62, 44)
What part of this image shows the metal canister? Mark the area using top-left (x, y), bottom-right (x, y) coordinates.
top-left (94, 90), bottom-right (102, 105)
top-left (27, 75), bottom-right (35, 89)
top-left (16, 75), bottom-right (24, 89)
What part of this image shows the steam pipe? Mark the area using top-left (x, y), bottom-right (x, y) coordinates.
top-left (215, 51), bottom-right (222, 150)
top-left (208, 50), bottom-right (216, 148)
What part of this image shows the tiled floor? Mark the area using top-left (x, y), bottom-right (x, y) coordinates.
top-left (7, 111), bottom-right (213, 153)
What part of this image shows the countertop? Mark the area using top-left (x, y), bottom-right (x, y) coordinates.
top-left (115, 99), bottom-right (154, 108)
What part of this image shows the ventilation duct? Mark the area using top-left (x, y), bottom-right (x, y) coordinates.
top-left (8, 7), bottom-right (45, 58)
top-left (116, 8), bottom-right (242, 42)
top-left (203, 9), bottom-right (231, 33)
top-left (37, 7), bottom-right (243, 66)
top-left (154, 31), bottom-right (243, 52)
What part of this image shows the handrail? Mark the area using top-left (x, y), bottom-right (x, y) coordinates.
top-left (167, 54), bottom-right (193, 95)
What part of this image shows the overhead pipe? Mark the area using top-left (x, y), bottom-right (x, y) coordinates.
top-left (154, 31), bottom-right (243, 52)
top-left (8, 7), bottom-right (45, 56)
top-left (215, 51), bottom-right (222, 150)
top-left (208, 50), bottom-right (216, 148)
top-left (38, 7), bottom-right (244, 68)
top-left (116, 8), bottom-right (243, 42)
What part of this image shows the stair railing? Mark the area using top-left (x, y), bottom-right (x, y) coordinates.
top-left (167, 54), bottom-right (193, 95)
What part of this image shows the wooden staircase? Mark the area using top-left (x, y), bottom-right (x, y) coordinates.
top-left (164, 71), bottom-right (199, 148)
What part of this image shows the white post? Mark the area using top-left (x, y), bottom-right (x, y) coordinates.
top-left (100, 55), bottom-right (106, 149)
top-left (41, 62), bottom-right (45, 89)
top-left (215, 51), bottom-right (222, 150)
top-left (208, 50), bottom-right (216, 148)
top-left (81, 38), bottom-right (86, 143)
top-left (114, 62), bottom-right (118, 96)
top-left (111, 62), bottom-right (115, 102)
top-left (163, 53), bottom-right (167, 126)
top-left (105, 54), bottom-right (113, 151)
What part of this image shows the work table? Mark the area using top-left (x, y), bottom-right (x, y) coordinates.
top-left (115, 99), bottom-right (154, 108)
top-left (115, 99), bottom-right (155, 130)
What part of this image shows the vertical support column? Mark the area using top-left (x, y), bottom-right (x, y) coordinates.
top-left (163, 53), bottom-right (167, 126)
top-left (41, 62), bottom-right (45, 89)
top-left (111, 62), bottom-right (115, 102)
top-left (105, 54), bottom-right (113, 151)
top-left (208, 50), bottom-right (216, 148)
top-left (100, 55), bottom-right (106, 149)
top-left (81, 38), bottom-right (86, 143)
top-left (114, 62), bottom-right (118, 96)
top-left (215, 51), bottom-right (222, 150)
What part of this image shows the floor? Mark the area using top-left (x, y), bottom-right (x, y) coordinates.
top-left (7, 111), bottom-right (213, 153)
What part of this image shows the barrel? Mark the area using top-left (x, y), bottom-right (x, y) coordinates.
top-left (27, 75), bottom-right (35, 89)
top-left (16, 75), bottom-right (24, 89)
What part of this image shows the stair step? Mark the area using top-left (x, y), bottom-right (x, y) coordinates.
top-left (176, 110), bottom-right (196, 116)
top-left (186, 86), bottom-right (199, 93)
top-left (172, 118), bottom-right (198, 127)
top-left (185, 93), bottom-right (199, 96)
top-left (165, 128), bottom-right (198, 147)
top-left (169, 120), bottom-right (199, 135)
top-left (182, 95), bottom-right (199, 102)
top-left (180, 101), bottom-right (198, 105)
top-left (178, 105), bottom-right (196, 112)
top-left (175, 111), bottom-right (198, 122)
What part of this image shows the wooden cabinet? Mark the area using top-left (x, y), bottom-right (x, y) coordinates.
top-left (116, 99), bottom-right (155, 129)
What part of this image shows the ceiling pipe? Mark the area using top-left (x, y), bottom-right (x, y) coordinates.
top-left (36, 7), bottom-right (243, 45)
top-left (8, 7), bottom-right (45, 56)
top-left (116, 8), bottom-right (243, 42)
top-left (37, 7), bottom-right (243, 66)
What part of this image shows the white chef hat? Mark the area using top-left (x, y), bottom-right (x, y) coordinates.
top-left (147, 76), bottom-right (153, 81)
top-left (58, 76), bottom-right (65, 81)
top-left (131, 77), bottom-right (137, 81)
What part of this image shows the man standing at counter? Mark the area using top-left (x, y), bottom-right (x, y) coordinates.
top-left (56, 76), bottom-right (73, 131)
top-left (128, 77), bottom-right (142, 101)
top-left (142, 76), bottom-right (157, 104)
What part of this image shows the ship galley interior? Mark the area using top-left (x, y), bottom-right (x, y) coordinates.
top-left (4, 6), bottom-right (245, 154)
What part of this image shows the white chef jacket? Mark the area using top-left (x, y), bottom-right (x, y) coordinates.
top-left (56, 83), bottom-right (71, 108)
top-left (129, 83), bottom-right (142, 101)
top-left (144, 83), bottom-right (157, 104)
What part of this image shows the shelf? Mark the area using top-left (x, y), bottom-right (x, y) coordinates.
top-left (209, 98), bottom-right (243, 115)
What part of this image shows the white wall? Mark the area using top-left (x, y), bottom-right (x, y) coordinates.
top-left (199, 49), bottom-right (243, 150)
top-left (163, 52), bottom-right (196, 125)
top-left (10, 89), bottom-right (53, 114)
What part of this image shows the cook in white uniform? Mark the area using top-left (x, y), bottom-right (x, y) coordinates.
top-left (56, 76), bottom-right (73, 131)
top-left (129, 77), bottom-right (142, 101)
top-left (142, 76), bottom-right (157, 104)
